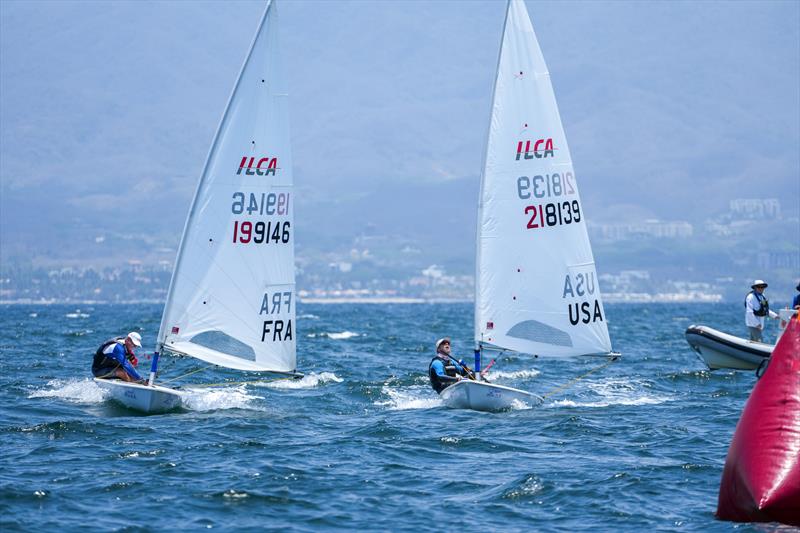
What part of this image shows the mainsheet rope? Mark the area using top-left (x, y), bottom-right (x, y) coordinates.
top-left (154, 361), bottom-right (295, 388)
top-left (158, 364), bottom-right (217, 384)
top-left (539, 354), bottom-right (620, 400)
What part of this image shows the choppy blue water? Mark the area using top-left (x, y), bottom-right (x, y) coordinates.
top-left (0, 302), bottom-right (786, 531)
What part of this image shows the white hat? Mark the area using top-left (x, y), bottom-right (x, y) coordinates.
top-left (435, 337), bottom-right (451, 350)
top-left (127, 332), bottom-right (142, 347)
top-left (751, 279), bottom-right (768, 289)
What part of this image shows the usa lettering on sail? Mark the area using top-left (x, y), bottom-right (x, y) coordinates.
top-left (562, 272), bottom-right (604, 325)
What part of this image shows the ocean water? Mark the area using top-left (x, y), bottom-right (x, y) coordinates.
top-left (0, 302), bottom-right (787, 531)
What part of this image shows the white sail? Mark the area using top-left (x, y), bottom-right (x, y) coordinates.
top-left (156, 0), bottom-right (296, 373)
top-left (475, 0), bottom-right (611, 357)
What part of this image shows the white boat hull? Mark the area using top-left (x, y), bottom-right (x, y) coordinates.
top-left (685, 325), bottom-right (772, 371)
top-left (94, 378), bottom-right (183, 413)
top-left (439, 380), bottom-right (542, 412)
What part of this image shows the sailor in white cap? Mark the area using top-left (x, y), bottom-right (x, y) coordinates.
top-left (92, 332), bottom-right (144, 382)
top-left (744, 280), bottom-right (779, 342)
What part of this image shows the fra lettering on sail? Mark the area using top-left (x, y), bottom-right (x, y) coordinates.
top-left (260, 291), bottom-right (293, 342)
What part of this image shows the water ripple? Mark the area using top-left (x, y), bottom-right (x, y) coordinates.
top-left (0, 302), bottom-right (763, 531)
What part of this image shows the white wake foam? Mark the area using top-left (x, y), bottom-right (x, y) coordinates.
top-left (262, 372), bottom-right (342, 389)
top-left (376, 385), bottom-right (441, 410)
top-left (551, 396), bottom-right (667, 408)
top-left (180, 385), bottom-right (263, 411)
top-left (307, 331), bottom-right (360, 340)
top-left (488, 368), bottom-right (541, 380)
top-left (548, 378), bottom-right (671, 408)
top-left (29, 379), bottom-right (107, 403)
top-left (65, 312), bottom-right (90, 318)
top-left (509, 398), bottom-right (535, 410)
top-left (30, 378), bottom-right (267, 412)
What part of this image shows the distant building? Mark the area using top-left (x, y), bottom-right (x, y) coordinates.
top-left (422, 265), bottom-right (445, 279)
top-left (328, 261), bottom-right (352, 273)
top-left (729, 199), bottom-right (781, 219)
top-left (591, 220), bottom-right (693, 241)
top-left (757, 251), bottom-right (800, 270)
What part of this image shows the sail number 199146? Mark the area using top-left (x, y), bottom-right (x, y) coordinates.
top-left (230, 191), bottom-right (291, 245)
top-left (232, 220), bottom-right (290, 244)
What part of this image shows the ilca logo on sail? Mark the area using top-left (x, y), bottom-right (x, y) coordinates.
top-left (237, 156), bottom-right (279, 176)
top-left (515, 126), bottom-right (555, 160)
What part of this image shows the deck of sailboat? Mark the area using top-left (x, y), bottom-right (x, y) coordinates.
top-left (440, 379), bottom-right (543, 412)
top-left (94, 378), bottom-right (184, 414)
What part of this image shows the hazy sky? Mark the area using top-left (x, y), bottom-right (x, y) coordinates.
top-left (1, 0), bottom-right (798, 264)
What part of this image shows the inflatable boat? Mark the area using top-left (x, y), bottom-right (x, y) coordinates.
top-left (685, 325), bottom-right (772, 371)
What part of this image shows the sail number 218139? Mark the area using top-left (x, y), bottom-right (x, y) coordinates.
top-left (524, 201), bottom-right (581, 229)
top-left (516, 173), bottom-right (581, 230)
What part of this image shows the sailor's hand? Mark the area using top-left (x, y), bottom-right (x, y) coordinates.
top-left (455, 375), bottom-right (463, 381)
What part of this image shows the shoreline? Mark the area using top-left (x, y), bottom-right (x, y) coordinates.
top-left (1, 297), bottom-right (738, 305)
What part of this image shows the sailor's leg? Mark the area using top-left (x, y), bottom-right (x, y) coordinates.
top-left (748, 327), bottom-right (763, 342)
top-left (93, 367), bottom-right (117, 379)
top-left (114, 368), bottom-right (136, 382)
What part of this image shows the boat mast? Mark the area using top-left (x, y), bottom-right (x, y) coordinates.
top-left (474, 0), bottom-right (512, 374)
top-left (148, 351), bottom-right (160, 386)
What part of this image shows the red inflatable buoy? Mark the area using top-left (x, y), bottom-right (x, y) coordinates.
top-left (716, 316), bottom-right (800, 525)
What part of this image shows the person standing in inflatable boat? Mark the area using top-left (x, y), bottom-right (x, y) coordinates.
top-left (745, 280), bottom-right (779, 343)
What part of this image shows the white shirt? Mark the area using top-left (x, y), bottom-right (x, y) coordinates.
top-left (745, 291), bottom-right (778, 328)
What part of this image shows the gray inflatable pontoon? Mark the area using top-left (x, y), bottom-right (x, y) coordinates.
top-left (685, 325), bottom-right (772, 371)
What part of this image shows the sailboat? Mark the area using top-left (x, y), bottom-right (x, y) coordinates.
top-left (439, 0), bottom-right (616, 411)
top-left (95, 0), bottom-right (300, 413)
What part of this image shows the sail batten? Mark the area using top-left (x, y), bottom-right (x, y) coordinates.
top-left (474, 0), bottom-right (611, 358)
top-left (156, 0), bottom-right (296, 372)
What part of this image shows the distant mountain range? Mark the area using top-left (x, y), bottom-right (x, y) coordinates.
top-left (1, 0), bottom-right (798, 270)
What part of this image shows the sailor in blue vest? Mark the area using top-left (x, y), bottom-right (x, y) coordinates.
top-left (429, 338), bottom-right (472, 393)
top-left (793, 282), bottom-right (800, 311)
top-left (92, 332), bottom-right (144, 382)
top-left (745, 280), bottom-right (778, 343)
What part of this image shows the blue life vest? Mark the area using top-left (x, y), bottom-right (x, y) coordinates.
top-left (429, 355), bottom-right (459, 393)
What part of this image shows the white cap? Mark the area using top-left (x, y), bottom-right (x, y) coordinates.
top-left (127, 332), bottom-right (142, 347)
top-left (751, 279), bottom-right (768, 289)
top-left (435, 337), bottom-right (450, 350)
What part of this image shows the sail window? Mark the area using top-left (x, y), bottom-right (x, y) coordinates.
top-left (506, 320), bottom-right (573, 347)
top-left (189, 331), bottom-right (256, 361)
